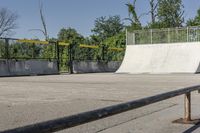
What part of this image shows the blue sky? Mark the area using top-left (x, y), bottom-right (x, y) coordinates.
top-left (1, 0), bottom-right (200, 40)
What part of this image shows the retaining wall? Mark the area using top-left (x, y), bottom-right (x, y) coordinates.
top-left (73, 61), bottom-right (121, 73)
top-left (0, 59), bottom-right (58, 76)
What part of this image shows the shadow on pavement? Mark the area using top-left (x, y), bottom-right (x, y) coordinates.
top-left (183, 122), bottom-right (200, 133)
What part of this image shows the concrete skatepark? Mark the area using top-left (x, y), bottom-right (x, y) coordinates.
top-left (2, 41), bottom-right (199, 76)
top-left (0, 74), bottom-right (200, 133)
top-left (1, 28), bottom-right (200, 132)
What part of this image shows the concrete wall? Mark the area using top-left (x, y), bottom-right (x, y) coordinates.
top-left (0, 59), bottom-right (58, 76)
top-left (73, 61), bottom-right (121, 73)
top-left (117, 42), bottom-right (200, 74)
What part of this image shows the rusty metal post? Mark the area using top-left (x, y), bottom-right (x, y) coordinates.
top-left (173, 91), bottom-right (200, 124)
top-left (56, 41), bottom-right (60, 72)
top-left (184, 92), bottom-right (191, 121)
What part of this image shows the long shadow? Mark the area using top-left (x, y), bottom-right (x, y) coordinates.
top-left (183, 122), bottom-right (200, 133)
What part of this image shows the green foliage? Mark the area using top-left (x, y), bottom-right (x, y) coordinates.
top-left (103, 32), bottom-right (126, 61)
top-left (8, 41), bottom-right (56, 59)
top-left (147, 22), bottom-right (165, 29)
top-left (92, 16), bottom-right (124, 41)
top-left (104, 32), bottom-right (126, 48)
top-left (78, 15), bottom-right (126, 61)
top-left (88, 35), bottom-right (101, 45)
top-left (157, 0), bottom-right (184, 28)
top-left (125, 0), bottom-right (141, 26)
top-left (187, 8), bottom-right (200, 26)
top-left (9, 42), bottom-right (36, 59)
top-left (0, 40), bottom-right (5, 58)
top-left (126, 23), bottom-right (142, 32)
top-left (42, 44), bottom-right (56, 59)
top-left (133, 27), bottom-right (191, 45)
top-left (57, 27), bottom-right (85, 71)
top-left (58, 27), bottom-right (84, 44)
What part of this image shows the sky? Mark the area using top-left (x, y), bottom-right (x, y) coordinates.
top-left (1, 0), bottom-right (200, 40)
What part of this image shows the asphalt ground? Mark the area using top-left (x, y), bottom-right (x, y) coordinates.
top-left (0, 73), bottom-right (200, 133)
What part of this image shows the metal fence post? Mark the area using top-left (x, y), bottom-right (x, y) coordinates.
top-left (187, 27), bottom-right (189, 42)
top-left (68, 44), bottom-right (72, 74)
top-left (68, 43), bottom-right (74, 74)
top-left (56, 41), bottom-right (60, 72)
top-left (151, 29), bottom-right (153, 44)
top-left (32, 43), bottom-right (35, 59)
top-left (184, 92), bottom-right (191, 121)
top-left (168, 28), bottom-right (170, 43)
top-left (126, 29), bottom-right (128, 45)
top-left (5, 38), bottom-right (9, 59)
top-left (102, 45), bottom-right (105, 61)
top-left (133, 33), bottom-right (136, 45)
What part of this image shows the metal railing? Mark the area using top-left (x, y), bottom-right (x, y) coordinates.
top-left (1, 85), bottom-right (200, 133)
top-left (127, 26), bottom-right (200, 45)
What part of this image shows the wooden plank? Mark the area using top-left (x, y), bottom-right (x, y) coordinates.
top-left (1, 85), bottom-right (200, 133)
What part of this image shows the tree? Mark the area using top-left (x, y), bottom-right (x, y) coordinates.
top-left (149, 0), bottom-right (158, 24)
top-left (146, 0), bottom-right (164, 29)
top-left (88, 35), bottom-right (101, 45)
top-left (104, 32), bottom-right (126, 48)
top-left (125, 0), bottom-right (141, 26)
top-left (0, 8), bottom-right (18, 37)
top-left (57, 27), bottom-right (84, 43)
top-left (92, 15), bottom-right (124, 42)
top-left (57, 27), bottom-right (84, 65)
top-left (157, 0), bottom-right (184, 28)
top-left (29, 0), bottom-right (48, 40)
top-left (39, 0), bottom-right (48, 40)
top-left (187, 8), bottom-right (200, 26)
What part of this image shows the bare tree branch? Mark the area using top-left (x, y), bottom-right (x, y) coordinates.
top-left (0, 8), bottom-right (18, 37)
top-left (39, 0), bottom-right (48, 40)
top-left (123, 18), bottom-right (134, 24)
top-left (138, 12), bottom-right (151, 19)
top-left (125, 0), bottom-right (141, 26)
top-left (29, 0), bottom-right (49, 40)
top-left (149, 0), bottom-right (158, 24)
top-left (133, 0), bottom-right (137, 6)
top-left (28, 29), bottom-right (46, 36)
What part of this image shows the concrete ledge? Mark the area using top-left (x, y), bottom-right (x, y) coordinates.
top-left (0, 59), bottom-right (58, 77)
top-left (73, 61), bottom-right (121, 74)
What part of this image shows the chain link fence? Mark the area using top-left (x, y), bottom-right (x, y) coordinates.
top-left (0, 38), bottom-right (125, 73)
top-left (9, 40), bottom-right (57, 60)
top-left (127, 26), bottom-right (200, 45)
top-left (0, 39), bottom-right (6, 59)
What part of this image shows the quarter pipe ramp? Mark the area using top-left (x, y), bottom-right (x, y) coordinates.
top-left (116, 42), bottom-right (200, 74)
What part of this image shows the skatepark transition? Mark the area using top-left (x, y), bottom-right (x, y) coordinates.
top-left (117, 26), bottom-right (200, 74)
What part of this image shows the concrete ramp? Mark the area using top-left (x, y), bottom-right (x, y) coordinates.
top-left (116, 42), bottom-right (200, 74)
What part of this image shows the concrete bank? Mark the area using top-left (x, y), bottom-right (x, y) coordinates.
top-left (0, 59), bottom-right (58, 76)
top-left (72, 61), bottom-right (121, 74)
